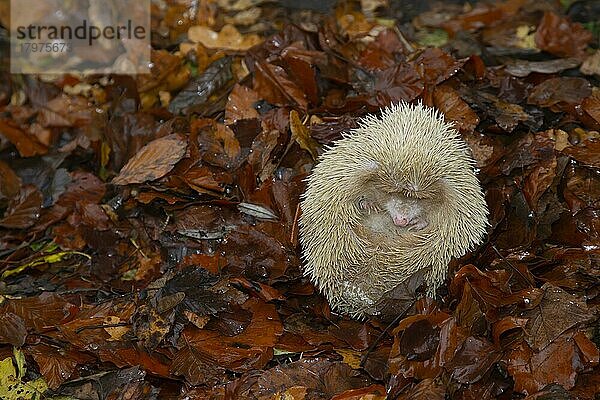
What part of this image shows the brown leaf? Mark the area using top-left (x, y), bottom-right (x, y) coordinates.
top-left (112, 133), bottom-right (188, 185)
top-left (58, 172), bottom-right (106, 207)
top-left (37, 93), bottom-right (93, 128)
top-left (399, 319), bottom-right (440, 362)
top-left (404, 378), bottom-right (445, 400)
top-left (0, 185), bottom-right (43, 229)
top-left (460, 87), bottom-right (535, 133)
top-left (563, 165), bottom-right (600, 214)
top-left (230, 277), bottom-right (285, 302)
top-left (331, 384), bottom-right (386, 400)
top-left (328, 320), bottom-right (379, 351)
top-left (535, 11), bottom-right (592, 58)
top-left (450, 265), bottom-right (543, 309)
top-left (253, 61), bottom-right (308, 110)
top-left (170, 343), bottom-right (227, 386)
top-left (529, 334), bottom-right (580, 391)
top-left (310, 115), bottom-right (358, 144)
top-left (0, 118), bottom-right (47, 157)
top-left (27, 344), bottom-right (93, 390)
top-left (414, 48), bottom-right (466, 86)
top-left (373, 63), bottom-right (424, 106)
top-left (2, 292), bottom-right (76, 332)
top-left (527, 77), bottom-right (591, 109)
top-left (225, 84), bottom-right (260, 124)
top-left (582, 91), bottom-right (600, 125)
top-left (0, 160), bottom-right (21, 200)
top-left (523, 283), bottom-right (593, 351)
top-left (215, 123), bottom-right (241, 162)
top-left (523, 155), bottom-right (557, 210)
top-left (562, 138), bottom-right (600, 168)
top-left (505, 58), bottom-right (581, 78)
top-left (453, 283), bottom-right (484, 331)
top-left (281, 44), bottom-right (323, 105)
top-left (192, 119), bottom-right (241, 169)
top-left (182, 298), bottom-right (283, 371)
top-left (447, 336), bottom-right (501, 384)
top-left (251, 358), bottom-right (368, 398)
top-left (433, 85), bottom-right (479, 133)
top-left (0, 313), bottom-right (27, 347)
top-left (573, 331), bottom-right (600, 369)
top-left (491, 317), bottom-right (527, 349)
top-left (442, 2), bottom-right (523, 35)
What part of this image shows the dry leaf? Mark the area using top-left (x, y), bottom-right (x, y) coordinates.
top-left (188, 24), bottom-right (263, 50)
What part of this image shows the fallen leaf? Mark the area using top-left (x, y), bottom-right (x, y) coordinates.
top-left (447, 336), bottom-right (501, 384)
top-left (188, 24), bottom-right (263, 50)
top-left (0, 118), bottom-right (47, 157)
top-left (505, 58), bottom-right (581, 77)
top-left (225, 84), bottom-right (260, 124)
top-left (253, 61), bottom-right (308, 110)
top-left (290, 110), bottom-right (319, 160)
top-left (0, 313), bottom-right (27, 347)
top-left (527, 77), bottom-right (591, 109)
top-left (535, 11), bottom-right (592, 58)
top-left (112, 134), bottom-right (188, 185)
top-left (0, 185), bottom-right (43, 229)
top-left (433, 84), bottom-right (479, 133)
top-left (523, 283), bottom-right (594, 351)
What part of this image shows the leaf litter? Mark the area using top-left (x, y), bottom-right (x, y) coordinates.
top-left (0, 0), bottom-right (599, 399)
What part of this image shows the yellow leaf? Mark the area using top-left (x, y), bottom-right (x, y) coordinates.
top-left (0, 350), bottom-right (48, 399)
top-left (188, 24), bottom-right (262, 51)
top-left (290, 110), bottom-right (319, 161)
top-left (334, 348), bottom-right (363, 369)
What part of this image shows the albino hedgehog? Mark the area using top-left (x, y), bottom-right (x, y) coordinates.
top-left (299, 102), bottom-right (488, 319)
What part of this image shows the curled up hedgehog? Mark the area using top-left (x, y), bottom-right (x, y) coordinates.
top-left (299, 102), bottom-right (488, 319)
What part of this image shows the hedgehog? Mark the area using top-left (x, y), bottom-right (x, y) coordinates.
top-left (299, 102), bottom-right (488, 319)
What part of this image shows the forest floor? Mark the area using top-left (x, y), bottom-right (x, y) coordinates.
top-left (0, 0), bottom-right (599, 399)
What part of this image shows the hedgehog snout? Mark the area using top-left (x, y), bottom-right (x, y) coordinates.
top-left (392, 214), bottom-right (410, 227)
top-left (385, 198), bottom-right (428, 230)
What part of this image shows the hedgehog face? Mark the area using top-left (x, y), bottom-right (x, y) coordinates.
top-left (355, 188), bottom-right (433, 237)
top-left (353, 161), bottom-right (449, 236)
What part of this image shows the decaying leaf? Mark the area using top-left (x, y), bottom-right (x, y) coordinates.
top-left (112, 134), bottom-right (188, 185)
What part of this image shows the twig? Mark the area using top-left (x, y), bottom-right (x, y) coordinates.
top-left (360, 301), bottom-right (414, 367)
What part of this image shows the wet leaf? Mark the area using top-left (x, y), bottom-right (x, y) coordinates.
top-left (0, 313), bottom-right (27, 347)
top-left (168, 57), bottom-right (233, 114)
top-left (27, 344), bottom-right (93, 390)
top-left (170, 343), bottom-right (227, 386)
top-left (0, 161), bottom-right (21, 200)
top-left (527, 77), bottom-right (591, 109)
top-left (225, 84), bottom-right (260, 124)
top-left (290, 110), bottom-right (319, 160)
top-left (399, 319), bottom-right (440, 362)
top-left (253, 61), bottom-right (308, 110)
top-left (0, 185), bottom-right (42, 229)
top-left (433, 85), bottom-right (479, 133)
top-left (372, 63), bottom-right (424, 106)
top-left (505, 58), bottom-right (581, 77)
top-left (523, 283), bottom-right (594, 351)
top-left (112, 134), bottom-right (188, 185)
top-left (447, 337), bottom-right (501, 384)
top-left (562, 138), bottom-right (600, 168)
top-left (0, 118), bottom-right (47, 157)
top-left (535, 11), bottom-right (592, 58)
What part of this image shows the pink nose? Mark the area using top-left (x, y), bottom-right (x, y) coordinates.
top-left (393, 215), bottom-right (410, 226)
